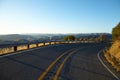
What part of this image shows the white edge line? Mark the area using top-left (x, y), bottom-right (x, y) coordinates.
top-left (97, 49), bottom-right (120, 80)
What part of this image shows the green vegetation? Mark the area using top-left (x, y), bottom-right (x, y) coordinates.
top-left (77, 34), bottom-right (107, 42)
top-left (112, 22), bottom-right (120, 42)
top-left (64, 35), bottom-right (75, 41)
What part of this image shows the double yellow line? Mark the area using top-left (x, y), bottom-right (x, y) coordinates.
top-left (38, 48), bottom-right (80, 80)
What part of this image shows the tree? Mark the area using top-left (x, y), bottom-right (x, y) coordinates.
top-left (64, 35), bottom-right (75, 41)
top-left (112, 22), bottom-right (120, 41)
top-left (99, 34), bottom-right (106, 41)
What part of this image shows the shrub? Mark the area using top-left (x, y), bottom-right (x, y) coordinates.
top-left (64, 35), bottom-right (75, 41)
top-left (112, 22), bottom-right (120, 41)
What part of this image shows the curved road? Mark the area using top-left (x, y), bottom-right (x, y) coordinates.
top-left (0, 43), bottom-right (117, 80)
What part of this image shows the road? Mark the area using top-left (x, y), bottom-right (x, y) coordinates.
top-left (0, 43), bottom-right (118, 80)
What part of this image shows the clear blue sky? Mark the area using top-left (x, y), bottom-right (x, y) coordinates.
top-left (0, 0), bottom-right (120, 34)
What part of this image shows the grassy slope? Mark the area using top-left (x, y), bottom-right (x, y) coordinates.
top-left (104, 40), bottom-right (120, 71)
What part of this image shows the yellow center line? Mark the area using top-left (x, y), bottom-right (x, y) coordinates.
top-left (38, 48), bottom-right (74, 80)
top-left (53, 48), bottom-right (80, 80)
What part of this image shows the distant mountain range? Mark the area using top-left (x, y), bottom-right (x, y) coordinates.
top-left (0, 34), bottom-right (36, 41)
top-left (0, 33), bottom-right (112, 44)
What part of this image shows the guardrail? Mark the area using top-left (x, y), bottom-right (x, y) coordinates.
top-left (0, 40), bottom-right (102, 55)
top-left (0, 41), bottom-right (76, 55)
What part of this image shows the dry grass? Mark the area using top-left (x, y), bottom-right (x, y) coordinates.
top-left (17, 45), bottom-right (28, 51)
top-left (109, 40), bottom-right (120, 58)
top-left (29, 44), bottom-right (37, 48)
top-left (109, 40), bottom-right (120, 62)
top-left (51, 42), bottom-right (55, 45)
top-left (45, 42), bottom-right (50, 45)
top-left (104, 40), bottom-right (120, 71)
top-left (0, 47), bottom-right (14, 55)
top-left (104, 50), bottom-right (120, 71)
top-left (38, 43), bottom-right (45, 46)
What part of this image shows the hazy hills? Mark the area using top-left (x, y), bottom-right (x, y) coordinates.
top-left (0, 34), bottom-right (35, 41)
top-left (0, 33), bottom-right (112, 44)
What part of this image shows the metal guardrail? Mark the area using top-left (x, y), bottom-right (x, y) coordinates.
top-left (0, 41), bottom-right (79, 55)
top-left (0, 40), bottom-right (102, 55)
top-left (0, 41), bottom-right (60, 55)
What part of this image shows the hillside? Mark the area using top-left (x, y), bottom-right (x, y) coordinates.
top-left (104, 40), bottom-right (120, 71)
top-left (0, 34), bottom-right (36, 41)
top-left (109, 40), bottom-right (120, 60)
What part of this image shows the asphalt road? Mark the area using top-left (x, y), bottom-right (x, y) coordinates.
top-left (0, 43), bottom-right (118, 80)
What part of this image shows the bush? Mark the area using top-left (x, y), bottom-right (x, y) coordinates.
top-left (112, 22), bottom-right (120, 41)
top-left (64, 35), bottom-right (75, 41)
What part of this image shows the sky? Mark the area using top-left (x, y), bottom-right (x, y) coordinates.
top-left (0, 0), bottom-right (120, 34)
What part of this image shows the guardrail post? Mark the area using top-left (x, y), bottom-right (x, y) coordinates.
top-left (36, 44), bottom-right (38, 47)
top-left (27, 44), bottom-right (29, 49)
top-left (14, 46), bottom-right (17, 52)
top-left (55, 42), bottom-right (56, 44)
top-left (49, 42), bottom-right (51, 45)
top-left (43, 43), bottom-right (45, 46)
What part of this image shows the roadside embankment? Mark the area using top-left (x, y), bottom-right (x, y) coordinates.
top-left (104, 40), bottom-right (120, 71)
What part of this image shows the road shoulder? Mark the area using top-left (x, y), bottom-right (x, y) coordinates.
top-left (97, 50), bottom-right (120, 80)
